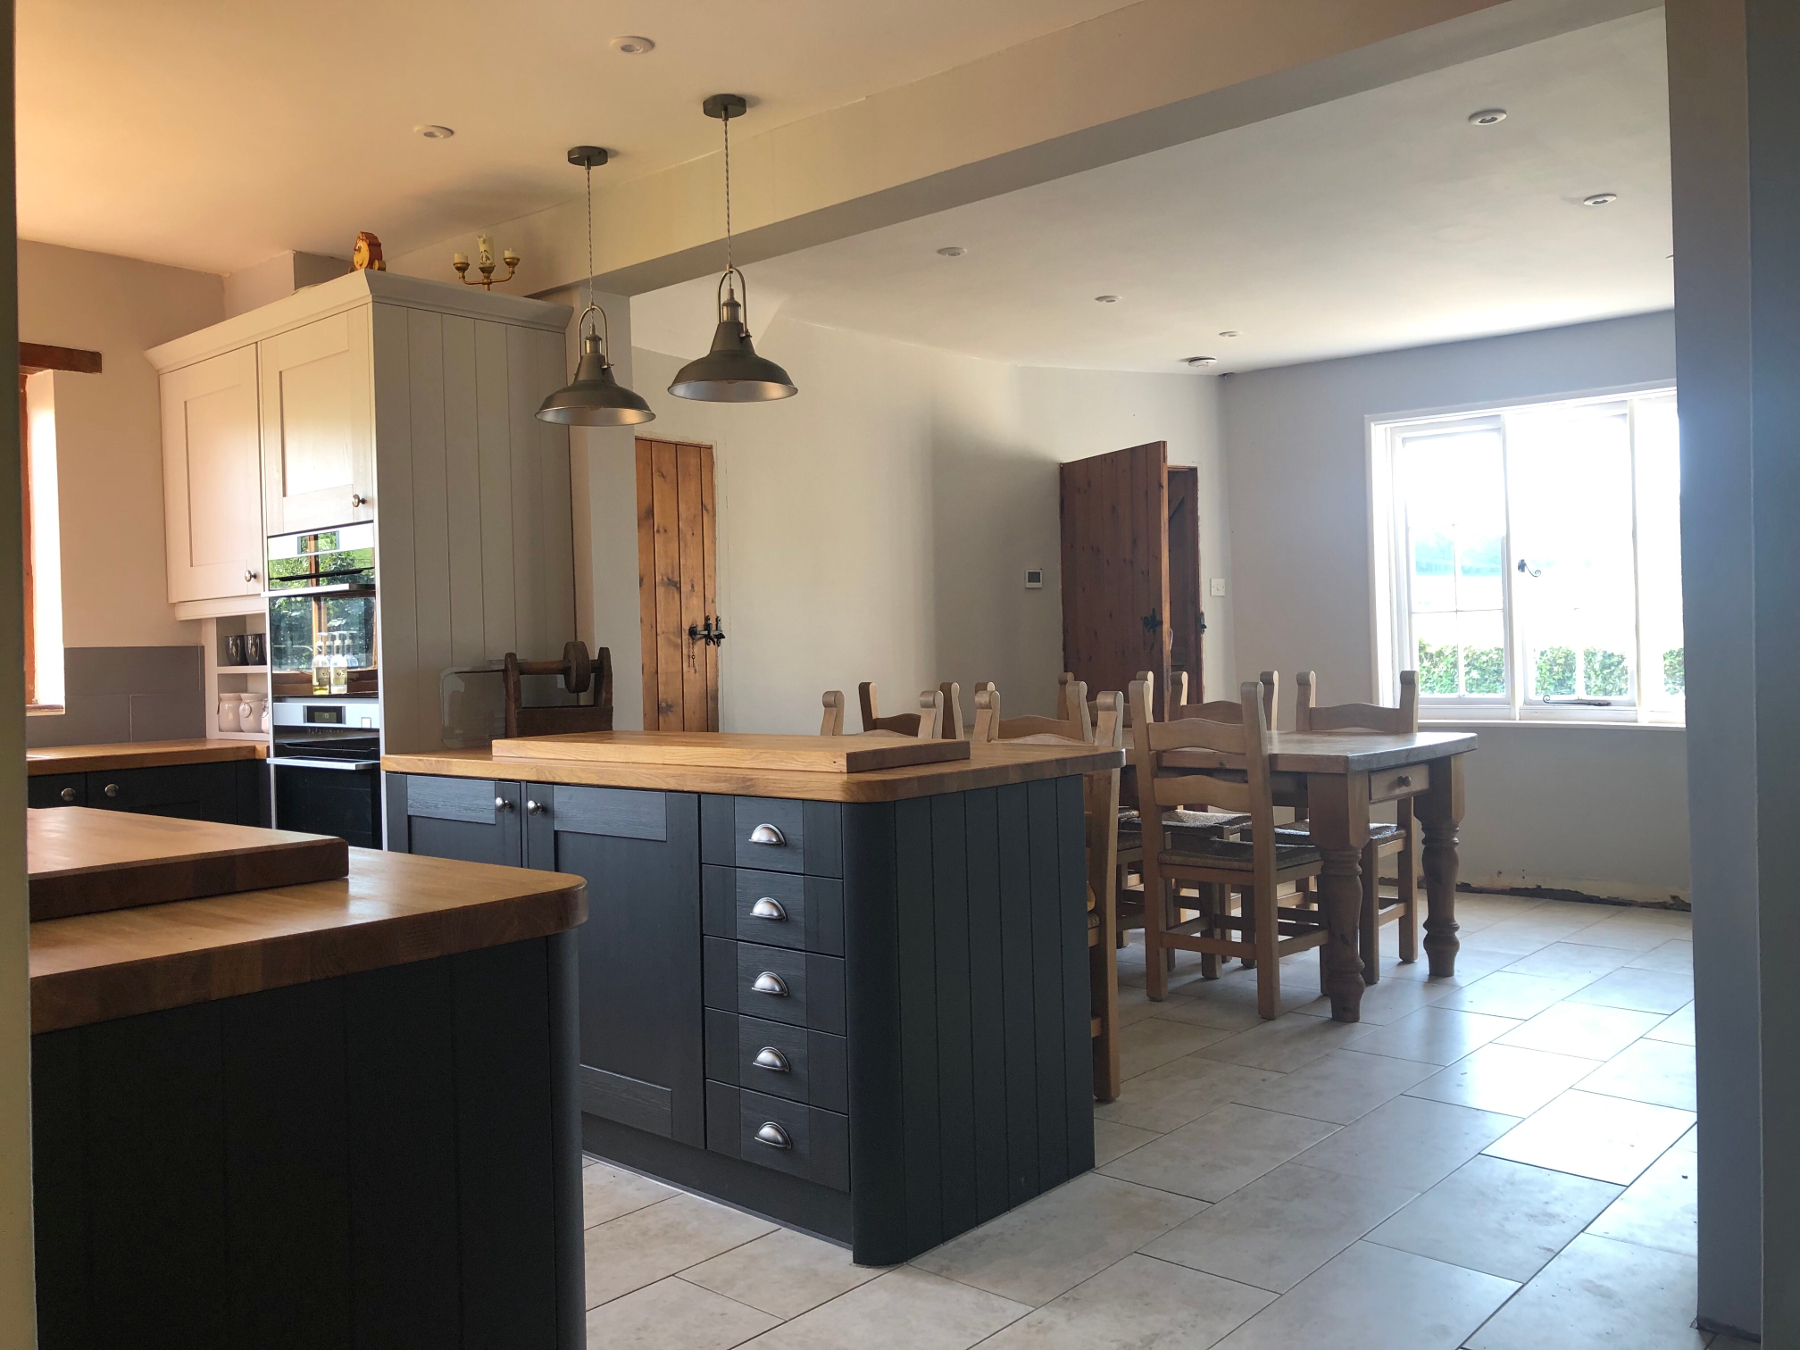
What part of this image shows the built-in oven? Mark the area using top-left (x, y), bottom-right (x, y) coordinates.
top-left (271, 698), bottom-right (383, 848)
top-left (267, 523), bottom-right (377, 698)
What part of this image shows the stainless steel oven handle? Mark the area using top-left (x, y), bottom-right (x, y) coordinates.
top-left (269, 757), bottom-right (382, 772)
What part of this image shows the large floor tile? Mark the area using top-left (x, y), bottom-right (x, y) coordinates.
top-left (584, 1161), bottom-right (679, 1229)
top-left (1093, 1055), bottom-right (1285, 1134)
top-left (1569, 967), bottom-right (1696, 1015)
top-left (742, 1267), bottom-right (1029, 1350)
top-left (588, 1276), bottom-right (779, 1350)
top-left (1503, 941), bottom-right (1636, 982)
top-left (1292, 1094), bottom-right (1518, 1191)
top-left (1484, 1090), bottom-right (1694, 1185)
top-left (1231, 1048), bottom-right (1437, 1124)
top-left (1432, 971), bottom-right (1589, 1020)
top-left (1291, 971), bottom-right (1445, 1025)
top-left (1465, 1233), bottom-right (1704, 1349)
top-left (1498, 1001), bottom-right (1663, 1060)
top-left (1586, 1142), bottom-right (1698, 1257)
top-left (1405, 1043), bottom-right (1597, 1117)
top-left (584, 1193), bottom-right (776, 1307)
top-left (1346, 1004), bottom-right (1519, 1066)
top-left (1100, 1103), bottom-right (1339, 1202)
top-left (1646, 1002), bottom-right (1697, 1046)
top-left (1142, 1161), bottom-right (1416, 1293)
top-left (1115, 983), bottom-right (1199, 1027)
top-left (1578, 1037), bottom-right (1697, 1111)
top-left (1366, 1155), bottom-right (1621, 1282)
top-left (1212, 1241), bottom-right (1517, 1350)
top-left (1193, 1012), bottom-right (1368, 1072)
top-left (1151, 970), bottom-right (1324, 1026)
top-left (976, 1253), bottom-right (1273, 1350)
top-left (1119, 1017), bottom-right (1235, 1079)
top-left (1387, 945), bottom-right (1516, 985)
top-left (1627, 939), bottom-right (1696, 971)
top-left (682, 1228), bottom-right (885, 1320)
top-left (910, 1173), bottom-right (1202, 1306)
top-left (1092, 1118), bottom-right (1159, 1165)
top-left (1563, 917), bottom-right (1689, 953)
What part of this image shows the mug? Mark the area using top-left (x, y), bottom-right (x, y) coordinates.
top-left (240, 694), bottom-right (264, 733)
top-left (217, 693), bottom-right (242, 733)
top-left (245, 632), bottom-right (266, 666)
top-left (260, 701), bottom-right (271, 733)
top-left (225, 635), bottom-right (247, 666)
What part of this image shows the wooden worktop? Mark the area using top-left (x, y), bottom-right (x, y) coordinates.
top-left (385, 735), bottom-right (1125, 803)
top-left (29, 846), bottom-right (587, 1033)
top-left (25, 738), bottom-right (268, 775)
top-left (1164, 729), bottom-right (1478, 776)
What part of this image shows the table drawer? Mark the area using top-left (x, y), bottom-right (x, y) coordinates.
top-left (703, 937), bottom-right (845, 1035)
top-left (1370, 766), bottom-right (1426, 805)
top-left (702, 796), bottom-right (843, 877)
top-left (705, 1010), bottom-right (848, 1112)
top-left (706, 1082), bottom-right (850, 1193)
top-left (702, 866), bottom-right (845, 955)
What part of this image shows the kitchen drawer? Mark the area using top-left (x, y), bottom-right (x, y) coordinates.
top-left (703, 937), bottom-right (845, 1035)
top-left (85, 763), bottom-right (237, 822)
top-left (705, 1010), bottom-right (848, 1113)
top-left (706, 1082), bottom-right (850, 1193)
top-left (28, 774), bottom-right (86, 809)
top-left (702, 866), bottom-right (845, 955)
top-left (702, 795), bottom-right (843, 877)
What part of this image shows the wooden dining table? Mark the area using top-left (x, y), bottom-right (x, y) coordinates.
top-left (1165, 728), bottom-right (1478, 1023)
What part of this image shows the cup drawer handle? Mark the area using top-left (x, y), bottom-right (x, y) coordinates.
top-left (752, 972), bottom-right (790, 997)
top-left (753, 1046), bottom-right (791, 1073)
top-left (749, 823), bottom-right (787, 846)
top-left (754, 1122), bottom-right (793, 1150)
top-left (751, 897), bottom-right (788, 921)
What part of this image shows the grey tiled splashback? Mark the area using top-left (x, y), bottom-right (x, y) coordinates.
top-left (25, 646), bottom-right (206, 748)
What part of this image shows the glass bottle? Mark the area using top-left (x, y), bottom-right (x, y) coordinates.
top-left (329, 632), bottom-right (349, 696)
top-left (311, 635), bottom-right (330, 695)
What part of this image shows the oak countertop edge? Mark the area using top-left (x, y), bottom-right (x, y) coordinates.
top-left (26, 739), bottom-right (270, 775)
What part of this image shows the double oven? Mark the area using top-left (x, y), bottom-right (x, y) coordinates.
top-left (266, 523), bottom-right (383, 848)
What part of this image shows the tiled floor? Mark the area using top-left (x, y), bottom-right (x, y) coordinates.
top-left (583, 894), bottom-right (1715, 1350)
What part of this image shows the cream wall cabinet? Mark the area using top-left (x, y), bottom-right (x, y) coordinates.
top-left (258, 307), bottom-right (376, 535)
top-left (159, 345), bottom-right (265, 604)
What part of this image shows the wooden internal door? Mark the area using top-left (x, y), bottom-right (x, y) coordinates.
top-left (1166, 465), bottom-right (1204, 698)
top-left (636, 438), bottom-right (720, 730)
top-left (1060, 441), bottom-right (1194, 714)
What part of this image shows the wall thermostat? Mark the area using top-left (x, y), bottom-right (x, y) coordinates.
top-left (1024, 569), bottom-right (1045, 589)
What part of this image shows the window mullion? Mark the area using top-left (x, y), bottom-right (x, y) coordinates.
top-left (1499, 416), bottom-right (1522, 718)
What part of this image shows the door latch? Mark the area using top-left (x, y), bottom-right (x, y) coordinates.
top-left (1142, 608), bottom-right (1163, 635)
top-left (687, 614), bottom-right (727, 645)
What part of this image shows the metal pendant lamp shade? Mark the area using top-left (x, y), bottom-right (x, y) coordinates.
top-left (536, 145), bottom-right (656, 427)
top-left (671, 94), bottom-right (797, 404)
top-left (669, 274), bottom-right (797, 402)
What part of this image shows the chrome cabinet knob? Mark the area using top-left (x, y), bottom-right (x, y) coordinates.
top-left (244, 569), bottom-right (260, 583)
top-left (351, 492), bottom-right (369, 508)
top-left (754, 1122), bottom-right (793, 1150)
top-left (753, 1046), bottom-right (791, 1073)
top-left (103, 783), bottom-right (120, 799)
top-left (750, 897), bottom-right (787, 921)
top-left (494, 796), bottom-right (513, 812)
top-left (59, 786), bottom-right (76, 803)
top-left (526, 799), bottom-right (546, 816)
top-left (749, 823), bottom-right (786, 846)
top-left (751, 971), bottom-right (789, 997)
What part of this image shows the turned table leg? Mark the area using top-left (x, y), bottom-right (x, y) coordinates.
top-left (1417, 754), bottom-right (1466, 978)
top-left (1306, 772), bottom-right (1369, 1022)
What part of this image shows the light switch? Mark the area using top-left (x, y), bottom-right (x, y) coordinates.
top-left (1210, 578), bottom-right (1227, 597)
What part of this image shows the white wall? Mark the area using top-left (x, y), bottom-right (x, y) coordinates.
top-left (17, 240), bottom-right (225, 648)
top-left (1222, 311), bottom-right (1689, 901)
top-left (626, 313), bottom-right (1223, 735)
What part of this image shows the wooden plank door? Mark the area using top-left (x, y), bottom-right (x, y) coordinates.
top-left (1166, 465), bottom-right (1204, 700)
top-left (636, 438), bottom-right (720, 730)
top-left (1059, 442), bottom-right (1172, 713)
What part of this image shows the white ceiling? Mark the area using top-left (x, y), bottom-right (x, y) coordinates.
top-left (15, 0), bottom-right (1137, 274)
top-left (632, 11), bottom-right (1673, 374)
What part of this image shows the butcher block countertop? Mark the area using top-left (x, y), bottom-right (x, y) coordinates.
top-left (385, 732), bottom-right (1125, 803)
top-left (29, 839), bottom-right (587, 1034)
top-left (25, 738), bottom-right (268, 775)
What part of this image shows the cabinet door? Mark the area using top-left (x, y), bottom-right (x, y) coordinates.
top-left (161, 346), bottom-right (264, 602)
top-left (526, 784), bottom-right (705, 1149)
top-left (260, 308), bottom-right (375, 535)
top-left (86, 764), bottom-right (238, 822)
top-left (384, 775), bottom-right (523, 865)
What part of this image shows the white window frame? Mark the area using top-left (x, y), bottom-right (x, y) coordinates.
top-left (1368, 381), bottom-right (1681, 728)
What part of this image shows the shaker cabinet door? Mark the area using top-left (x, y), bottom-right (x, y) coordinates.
top-left (160, 346), bottom-right (265, 603)
top-left (259, 308), bottom-right (376, 535)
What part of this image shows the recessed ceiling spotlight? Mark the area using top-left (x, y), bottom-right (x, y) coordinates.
top-left (1218, 330), bottom-right (1240, 338)
top-left (1095, 294), bottom-right (1120, 304)
top-left (1582, 192), bottom-right (1619, 207)
top-left (610, 35), bottom-right (655, 54)
top-left (1468, 108), bottom-right (1508, 126)
top-left (1184, 356), bottom-right (1218, 367)
top-left (937, 246), bottom-right (967, 257)
top-left (415, 124), bottom-right (455, 140)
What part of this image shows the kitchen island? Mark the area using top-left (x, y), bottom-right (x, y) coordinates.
top-left (26, 737), bottom-right (268, 824)
top-left (384, 731), bottom-right (1123, 1266)
top-left (28, 811), bottom-right (589, 1350)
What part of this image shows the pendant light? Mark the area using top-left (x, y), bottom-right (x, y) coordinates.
top-left (537, 146), bottom-right (655, 426)
top-left (669, 95), bottom-right (798, 402)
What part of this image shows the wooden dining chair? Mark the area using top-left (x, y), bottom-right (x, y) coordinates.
top-left (937, 681), bottom-right (966, 741)
top-left (969, 682), bottom-right (1093, 743)
top-left (820, 690), bottom-right (847, 735)
top-left (857, 682), bottom-right (945, 738)
top-left (1085, 693), bottom-right (1126, 1101)
top-left (1129, 677), bottom-right (1329, 1018)
top-left (1287, 669), bottom-right (1420, 981)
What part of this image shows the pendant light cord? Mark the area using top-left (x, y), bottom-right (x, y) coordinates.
top-left (722, 111), bottom-right (734, 282)
top-left (585, 162), bottom-right (596, 339)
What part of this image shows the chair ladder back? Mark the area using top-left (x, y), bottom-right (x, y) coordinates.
top-left (1294, 669), bottom-right (1419, 734)
top-left (938, 681), bottom-right (965, 740)
top-left (820, 690), bottom-right (846, 736)
top-left (858, 681), bottom-right (945, 737)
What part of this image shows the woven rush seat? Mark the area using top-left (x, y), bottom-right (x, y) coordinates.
top-left (1119, 807), bottom-right (1251, 845)
top-left (1273, 822), bottom-right (1403, 846)
top-left (1159, 837), bottom-right (1322, 870)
